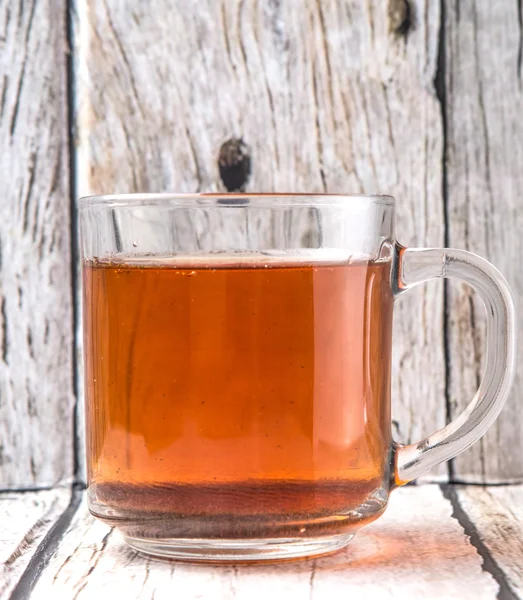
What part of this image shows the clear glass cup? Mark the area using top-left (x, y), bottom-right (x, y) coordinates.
top-left (80, 193), bottom-right (516, 562)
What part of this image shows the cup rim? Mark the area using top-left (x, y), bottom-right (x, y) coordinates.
top-left (78, 192), bottom-right (395, 209)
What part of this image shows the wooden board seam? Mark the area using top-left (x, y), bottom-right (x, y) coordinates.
top-left (440, 484), bottom-right (518, 600)
top-left (434, 0), bottom-right (454, 485)
top-left (66, 0), bottom-right (83, 488)
top-left (8, 485), bottom-right (82, 600)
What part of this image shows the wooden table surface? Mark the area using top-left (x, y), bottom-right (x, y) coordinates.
top-left (1, 484), bottom-right (522, 599)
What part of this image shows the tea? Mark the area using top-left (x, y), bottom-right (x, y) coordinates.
top-left (83, 255), bottom-right (393, 540)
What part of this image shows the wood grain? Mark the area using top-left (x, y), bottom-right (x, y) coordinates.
top-left (75, 0), bottom-right (446, 481)
top-left (445, 1), bottom-right (523, 481)
top-left (457, 485), bottom-right (523, 598)
top-left (0, 488), bottom-right (71, 598)
top-left (30, 486), bottom-right (498, 599)
top-left (0, 0), bottom-right (74, 488)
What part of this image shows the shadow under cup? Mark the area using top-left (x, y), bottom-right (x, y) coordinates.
top-left (80, 193), bottom-right (516, 561)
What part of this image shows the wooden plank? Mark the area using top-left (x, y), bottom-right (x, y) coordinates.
top-left (75, 0), bottom-right (446, 482)
top-left (0, 488), bottom-right (71, 598)
top-left (0, 0), bottom-right (74, 487)
top-left (445, 1), bottom-right (523, 481)
top-left (30, 486), bottom-right (497, 599)
top-left (457, 485), bottom-right (523, 598)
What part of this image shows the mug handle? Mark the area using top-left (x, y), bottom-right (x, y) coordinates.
top-left (393, 246), bottom-right (517, 485)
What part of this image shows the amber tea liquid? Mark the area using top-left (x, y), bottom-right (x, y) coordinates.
top-left (84, 254), bottom-right (393, 540)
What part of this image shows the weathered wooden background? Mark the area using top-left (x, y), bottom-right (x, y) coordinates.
top-left (0, 0), bottom-right (522, 491)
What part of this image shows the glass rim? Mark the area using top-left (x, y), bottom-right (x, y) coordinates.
top-left (78, 192), bottom-right (395, 209)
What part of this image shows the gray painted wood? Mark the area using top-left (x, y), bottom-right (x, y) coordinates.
top-left (74, 0), bottom-right (447, 482)
top-left (445, 0), bottom-right (523, 482)
top-left (30, 486), bottom-right (498, 599)
top-left (0, 0), bottom-right (74, 488)
top-left (0, 488), bottom-right (71, 598)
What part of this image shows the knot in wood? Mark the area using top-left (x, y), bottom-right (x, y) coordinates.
top-left (388, 0), bottom-right (411, 36)
top-left (218, 138), bottom-right (252, 192)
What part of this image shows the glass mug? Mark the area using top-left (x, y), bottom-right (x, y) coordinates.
top-left (80, 193), bottom-right (516, 562)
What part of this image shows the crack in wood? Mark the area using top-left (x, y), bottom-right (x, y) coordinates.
top-left (441, 485), bottom-right (518, 600)
top-left (220, 3), bottom-right (236, 77)
top-left (355, 77), bottom-right (378, 188)
top-left (31, 181), bottom-right (42, 243)
top-left (308, 559), bottom-right (317, 600)
top-left (16, 1), bottom-right (24, 29)
top-left (365, 0), bottom-right (375, 43)
top-left (29, 456), bottom-right (37, 479)
top-left (266, 85), bottom-right (280, 172)
top-left (315, 0), bottom-right (335, 129)
top-left (26, 378), bottom-right (37, 418)
top-left (0, 6), bottom-right (11, 43)
top-left (184, 124), bottom-right (203, 192)
top-left (51, 549), bottom-right (74, 585)
top-left (381, 83), bottom-right (399, 187)
top-left (237, 0), bottom-right (248, 73)
top-left (423, 135), bottom-right (429, 244)
top-left (100, 0), bottom-right (144, 118)
top-left (470, 1), bottom-right (494, 257)
top-left (37, 231), bottom-right (46, 263)
top-left (311, 67), bottom-right (327, 192)
top-left (1, 296), bottom-right (9, 365)
top-left (3, 497), bottom-right (61, 571)
top-left (26, 328), bottom-right (34, 360)
top-left (71, 528), bottom-right (112, 600)
top-left (43, 318), bottom-right (50, 346)
top-left (120, 121), bottom-right (139, 191)
top-left (48, 229), bottom-right (58, 256)
top-left (138, 560), bottom-right (151, 596)
top-left (21, 152), bottom-right (37, 235)
top-left (8, 79), bottom-right (24, 133)
top-left (305, 3), bottom-right (327, 192)
top-left (232, 564), bottom-right (238, 598)
top-left (0, 75), bottom-right (7, 119)
top-left (517, 0), bottom-right (522, 80)
top-left (49, 148), bottom-right (63, 197)
top-left (8, 485), bottom-right (83, 600)
top-left (66, 0), bottom-right (81, 485)
top-left (9, 0), bottom-right (37, 137)
top-left (434, 0), bottom-right (454, 484)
